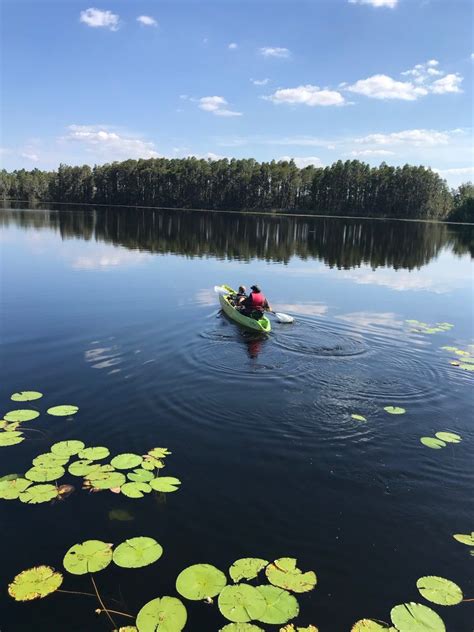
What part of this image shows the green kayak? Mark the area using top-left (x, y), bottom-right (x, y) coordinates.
top-left (218, 285), bottom-right (271, 333)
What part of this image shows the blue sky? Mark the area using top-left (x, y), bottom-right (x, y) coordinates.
top-left (1, 0), bottom-right (473, 186)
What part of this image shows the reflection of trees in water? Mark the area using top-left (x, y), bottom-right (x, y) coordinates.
top-left (1, 204), bottom-right (472, 269)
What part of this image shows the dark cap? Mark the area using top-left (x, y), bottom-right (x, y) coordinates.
top-left (251, 285), bottom-right (261, 292)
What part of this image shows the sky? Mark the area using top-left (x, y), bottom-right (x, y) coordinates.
top-left (1, 0), bottom-right (473, 187)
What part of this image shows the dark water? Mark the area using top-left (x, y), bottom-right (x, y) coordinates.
top-left (0, 204), bottom-right (473, 632)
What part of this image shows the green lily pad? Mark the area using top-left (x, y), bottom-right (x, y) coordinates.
top-left (148, 447), bottom-right (171, 458)
top-left (266, 558), bottom-right (317, 593)
top-left (0, 477), bottom-right (32, 500)
top-left (434, 432), bottom-right (461, 443)
top-left (111, 453), bottom-right (143, 470)
top-left (51, 440), bottom-right (85, 456)
top-left (121, 482), bottom-right (152, 498)
top-left (4, 409), bottom-right (40, 422)
top-left (128, 468), bottom-right (154, 483)
top-left (230, 558), bottom-right (268, 583)
top-left (453, 532), bottom-right (474, 546)
top-left (11, 391), bottom-right (43, 402)
top-left (176, 564), bottom-right (227, 600)
top-left (19, 484), bottom-right (59, 504)
top-left (454, 350), bottom-right (469, 357)
top-left (143, 456), bottom-right (165, 471)
top-left (0, 431), bottom-right (24, 446)
top-left (136, 596), bottom-right (187, 632)
top-left (25, 464), bottom-right (65, 482)
top-left (416, 576), bottom-right (463, 606)
top-left (279, 626), bottom-right (319, 632)
top-left (33, 453), bottom-right (69, 467)
top-left (8, 566), bottom-right (63, 601)
top-left (390, 602), bottom-right (445, 632)
top-left (220, 625), bottom-right (264, 632)
top-left (256, 585), bottom-right (299, 624)
top-left (113, 537), bottom-right (163, 568)
top-left (68, 460), bottom-right (96, 476)
top-left (219, 584), bottom-right (266, 623)
top-left (47, 405), bottom-right (79, 416)
top-left (115, 628), bottom-right (138, 632)
top-left (109, 508), bottom-right (135, 522)
top-left (384, 406), bottom-right (406, 415)
top-left (459, 363), bottom-right (474, 371)
top-left (149, 477), bottom-right (181, 493)
top-left (86, 470), bottom-right (126, 490)
top-left (441, 346), bottom-right (458, 352)
top-left (63, 540), bottom-right (113, 575)
top-left (351, 622), bottom-right (395, 631)
top-left (351, 414), bottom-right (367, 422)
top-left (78, 446), bottom-right (110, 461)
top-left (420, 437), bottom-right (446, 449)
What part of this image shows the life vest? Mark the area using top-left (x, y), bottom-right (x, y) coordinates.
top-left (248, 291), bottom-right (266, 311)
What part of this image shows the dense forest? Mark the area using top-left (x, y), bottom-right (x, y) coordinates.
top-left (0, 158), bottom-right (472, 221)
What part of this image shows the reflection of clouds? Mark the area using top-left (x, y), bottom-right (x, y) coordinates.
top-left (85, 346), bottom-right (122, 371)
top-left (194, 289), bottom-right (217, 306)
top-left (275, 302), bottom-right (328, 316)
top-left (336, 311), bottom-right (402, 329)
top-left (72, 248), bottom-right (151, 270)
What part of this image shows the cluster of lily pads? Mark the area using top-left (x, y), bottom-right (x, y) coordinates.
top-left (351, 405), bottom-right (406, 423)
top-left (440, 345), bottom-right (474, 372)
top-left (351, 574), bottom-right (465, 632)
top-left (420, 431), bottom-right (462, 450)
top-left (453, 531), bottom-right (474, 557)
top-left (406, 320), bottom-right (454, 335)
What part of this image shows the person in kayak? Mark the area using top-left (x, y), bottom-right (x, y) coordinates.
top-left (235, 285), bottom-right (247, 305)
top-left (242, 285), bottom-right (271, 319)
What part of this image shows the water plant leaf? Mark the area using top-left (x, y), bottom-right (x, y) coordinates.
top-left (47, 405), bottom-right (79, 416)
top-left (220, 625), bottom-right (264, 632)
top-left (114, 628), bottom-right (138, 632)
top-left (136, 596), bottom-right (187, 632)
top-left (111, 453), bottom-right (143, 470)
top-left (441, 346), bottom-right (458, 352)
top-left (265, 558), bottom-right (317, 593)
top-left (351, 622), bottom-right (395, 631)
top-left (148, 448), bottom-right (171, 458)
top-left (351, 414), bottom-right (367, 422)
top-left (149, 477), bottom-right (181, 493)
top-left (19, 484), bottom-right (59, 504)
top-left (143, 456), bottom-right (165, 471)
top-left (86, 470), bottom-right (126, 490)
top-left (434, 432), bottom-right (461, 444)
top-left (51, 440), bottom-right (85, 457)
top-left (383, 406), bottom-right (406, 415)
top-left (230, 558), bottom-right (268, 583)
top-left (63, 540), bottom-right (113, 575)
top-left (121, 482), bottom-right (152, 498)
top-left (218, 584), bottom-right (266, 622)
top-left (0, 477), bottom-right (32, 500)
top-left (453, 532), bottom-right (474, 546)
top-left (279, 627), bottom-right (319, 632)
top-left (113, 537), bottom-right (163, 568)
top-left (459, 363), bottom-right (474, 371)
top-left (390, 602), bottom-right (445, 632)
top-left (8, 566), bottom-right (63, 601)
top-left (78, 446), bottom-right (110, 461)
top-left (11, 391), bottom-right (43, 402)
top-left (416, 576), bottom-right (463, 606)
top-left (33, 453), bottom-right (69, 467)
top-left (420, 437), bottom-right (446, 449)
top-left (68, 460), bottom-right (96, 476)
top-left (454, 350), bottom-right (469, 357)
top-left (255, 585), bottom-right (299, 624)
top-left (176, 564), bottom-right (227, 600)
top-left (109, 508), bottom-right (135, 522)
top-left (4, 409), bottom-right (40, 422)
top-left (25, 464), bottom-right (65, 482)
top-left (128, 469), bottom-right (154, 483)
top-left (0, 431), bottom-right (24, 446)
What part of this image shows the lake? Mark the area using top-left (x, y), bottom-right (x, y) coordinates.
top-left (0, 204), bottom-right (473, 632)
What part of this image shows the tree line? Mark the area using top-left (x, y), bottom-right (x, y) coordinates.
top-left (0, 158), bottom-right (472, 220)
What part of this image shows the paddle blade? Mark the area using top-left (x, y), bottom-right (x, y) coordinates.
top-left (274, 312), bottom-right (294, 323)
top-left (214, 285), bottom-right (229, 295)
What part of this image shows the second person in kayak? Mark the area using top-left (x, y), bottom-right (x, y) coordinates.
top-left (242, 285), bottom-right (272, 319)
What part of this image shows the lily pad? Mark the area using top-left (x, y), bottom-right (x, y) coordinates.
top-left (128, 468), bottom-right (154, 483)
top-left (453, 532), bottom-right (474, 546)
top-left (218, 584), bottom-right (266, 623)
top-left (351, 414), bottom-right (367, 422)
top-left (111, 453), bottom-right (143, 470)
top-left (121, 482), bottom-right (151, 498)
top-left (441, 346), bottom-right (458, 352)
top-left (256, 585), bottom-right (299, 624)
top-left (384, 406), bottom-right (406, 415)
top-left (420, 437), bottom-right (446, 449)
top-left (351, 622), bottom-right (395, 631)
top-left (459, 363), bottom-right (474, 371)
top-left (8, 566), bottom-right (63, 601)
top-left (19, 484), bottom-right (59, 504)
top-left (434, 432), bottom-right (461, 444)
top-left (68, 460), bottom-right (96, 477)
top-left (136, 596), bottom-right (187, 632)
top-left (25, 464), bottom-right (65, 482)
top-left (78, 446), bottom-right (110, 461)
top-left (416, 576), bottom-right (463, 606)
top-left (148, 447), bottom-right (171, 458)
top-left (47, 405), bottom-right (79, 416)
top-left (51, 440), bottom-right (85, 457)
top-left (266, 558), bottom-right (317, 593)
top-left (143, 456), bottom-right (165, 471)
top-left (390, 602), bottom-right (445, 632)
top-left (230, 558), bottom-right (268, 583)
top-left (4, 409), bottom-right (40, 422)
top-left (63, 540), bottom-right (113, 575)
top-left (33, 453), bottom-right (69, 467)
top-left (0, 431), bottom-right (24, 446)
top-left (109, 508), bottom-right (135, 522)
top-left (220, 625), bottom-right (264, 632)
top-left (176, 564), bottom-right (227, 600)
top-left (0, 477), bottom-right (32, 500)
top-left (279, 626), bottom-right (319, 632)
top-left (149, 477), bottom-right (181, 493)
top-left (113, 537), bottom-right (163, 568)
top-left (86, 470), bottom-right (126, 490)
top-left (11, 391), bottom-right (43, 402)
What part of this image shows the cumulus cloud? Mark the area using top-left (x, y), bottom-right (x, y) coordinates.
top-left (228, 42), bottom-right (238, 50)
top-left (64, 125), bottom-right (159, 159)
top-left (278, 156), bottom-right (323, 168)
top-left (434, 166), bottom-right (474, 177)
top-left (137, 15), bottom-right (158, 27)
top-left (349, 0), bottom-right (398, 6)
top-left (80, 8), bottom-right (120, 31)
top-left (430, 73), bottom-right (463, 94)
top-left (347, 74), bottom-right (428, 100)
top-left (348, 149), bottom-right (395, 157)
top-left (265, 84), bottom-right (345, 106)
top-left (251, 78), bottom-right (270, 86)
top-left (198, 96), bottom-right (242, 117)
top-left (259, 47), bottom-right (290, 58)
top-left (355, 129), bottom-right (452, 146)
top-left (20, 152), bottom-right (39, 162)
top-left (401, 59), bottom-right (442, 84)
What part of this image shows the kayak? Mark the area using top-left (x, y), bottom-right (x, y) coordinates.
top-left (218, 285), bottom-right (271, 333)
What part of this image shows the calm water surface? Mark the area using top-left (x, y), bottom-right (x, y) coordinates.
top-left (0, 205), bottom-right (473, 631)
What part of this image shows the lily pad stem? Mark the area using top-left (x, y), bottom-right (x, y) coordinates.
top-left (90, 575), bottom-right (117, 628)
top-left (96, 608), bottom-right (134, 619)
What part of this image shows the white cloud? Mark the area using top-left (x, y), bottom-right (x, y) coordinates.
top-left (278, 156), bottom-right (323, 168)
top-left (260, 47), bottom-right (291, 58)
top-left (228, 42), bottom-right (238, 50)
top-left (198, 96), bottom-right (242, 117)
top-left (137, 15), bottom-right (158, 27)
top-left (20, 152), bottom-right (39, 161)
top-left (355, 129), bottom-right (452, 146)
top-left (349, 0), bottom-right (398, 6)
top-left (434, 166), bottom-right (474, 177)
top-left (266, 84), bottom-right (345, 107)
top-left (64, 125), bottom-right (159, 159)
top-left (430, 73), bottom-right (463, 94)
top-left (80, 8), bottom-right (120, 31)
top-left (347, 74), bottom-right (428, 100)
top-left (401, 60), bottom-right (443, 84)
top-left (251, 78), bottom-right (270, 86)
top-left (349, 149), bottom-right (395, 157)
top-left (471, 53), bottom-right (474, 60)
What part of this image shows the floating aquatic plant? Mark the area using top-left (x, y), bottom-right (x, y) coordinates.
top-left (453, 532), bottom-right (474, 546)
top-left (19, 484), bottom-right (59, 504)
top-left (420, 437), bottom-right (446, 449)
top-left (351, 621), bottom-right (395, 631)
top-left (416, 576), bottom-right (463, 606)
top-left (51, 440), bottom-right (85, 457)
top-left (149, 476), bottom-right (181, 493)
top-left (8, 566), bottom-right (63, 601)
top-left (63, 540), bottom-right (113, 575)
top-left (47, 405), bottom-right (79, 416)
top-left (256, 585), bottom-right (299, 624)
top-left (25, 464), bottom-right (65, 482)
top-left (111, 453), bottom-right (143, 470)
top-left (220, 624), bottom-right (264, 632)
top-left (0, 430), bottom-right (25, 447)
top-left (434, 432), bottom-right (461, 443)
top-left (390, 602), bottom-right (445, 632)
top-left (78, 446), bottom-right (110, 461)
top-left (136, 596), bottom-right (187, 632)
top-left (176, 564), bottom-right (227, 600)
top-left (33, 452), bottom-right (69, 467)
top-left (420, 432), bottom-right (462, 450)
top-left (280, 626), bottom-right (319, 632)
top-left (68, 459), bottom-right (97, 476)
top-left (218, 584), bottom-right (266, 622)
top-left (127, 468), bottom-right (154, 483)
top-left (121, 482), bottom-right (151, 498)
top-left (113, 537), bottom-right (163, 569)
top-left (351, 414), bottom-right (367, 422)
top-left (229, 558), bottom-right (268, 583)
top-left (86, 469), bottom-right (126, 490)
top-left (11, 391), bottom-right (43, 402)
top-left (0, 477), bottom-right (31, 500)
top-left (383, 406), bottom-right (406, 415)
top-left (266, 558), bottom-right (317, 593)
top-left (4, 409), bottom-right (40, 422)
